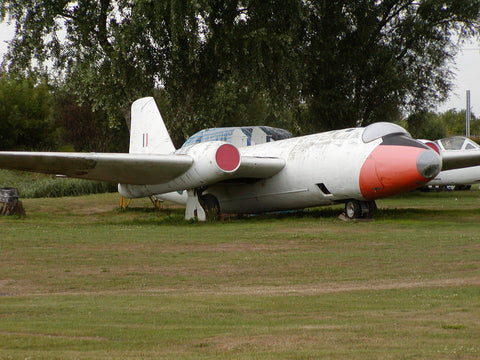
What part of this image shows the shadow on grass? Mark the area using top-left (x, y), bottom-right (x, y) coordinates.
top-left (109, 205), bottom-right (348, 225)
top-left (376, 207), bottom-right (480, 221)
top-left (240, 207), bottom-right (344, 221)
top-left (107, 199), bottom-right (480, 225)
top-left (104, 204), bottom-right (342, 225)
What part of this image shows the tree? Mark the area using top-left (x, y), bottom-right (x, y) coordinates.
top-left (298, 1), bottom-right (480, 131)
top-left (438, 108), bottom-right (480, 136)
top-left (1, 0), bottom-right (479, 139)
top-left (406, 111), bottom-right (447, 140)
top-left (405, 108), bottom-right (480, 140)
top-left (53, 91), bottom-right (129, 152)
top-left (0, 74), bottom-right (57, 150)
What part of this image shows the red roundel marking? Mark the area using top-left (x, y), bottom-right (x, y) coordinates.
top-left (215, 144), bottom-right (240, 172)
top-left (425, 142), bottom-right (440, 154)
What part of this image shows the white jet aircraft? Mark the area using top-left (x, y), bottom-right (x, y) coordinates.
top-left (0, 97), bottom-right (477, 221)
top-left (423, 136), bottom-right (480, 190)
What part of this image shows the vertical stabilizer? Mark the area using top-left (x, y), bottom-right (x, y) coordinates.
top-left (130, 97), bottom-right (176, 154)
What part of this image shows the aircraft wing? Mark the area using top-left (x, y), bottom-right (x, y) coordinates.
top-left (0, 151), bottom-right (285, 186)
top-left (0, 152), bottom-right (193, 184)
top-left (233, 156), bottom-right (286, 178)
top-left (441, 149), bottom-right (480, 171)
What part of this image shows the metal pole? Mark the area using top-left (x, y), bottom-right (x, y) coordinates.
top-left (466, 90), bottom-right (471, 137)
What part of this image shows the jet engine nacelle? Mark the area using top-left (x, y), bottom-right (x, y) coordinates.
top-left (181, 141), bottom-right (241, 184)
top-left (118, 141), bottom-right (241, 198)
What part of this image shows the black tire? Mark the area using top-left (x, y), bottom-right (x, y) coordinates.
top-left (345, 200), bottom-right (362, 219)
top-left (363, 200), bottom-right (377, 219)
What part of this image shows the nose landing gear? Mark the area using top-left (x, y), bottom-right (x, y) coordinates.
top-left (344, 199), bottom-right (376, 220)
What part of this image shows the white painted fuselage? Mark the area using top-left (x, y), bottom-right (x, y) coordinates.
top-left (211, 128), bottom-right (377, 213)
top-left (115, 98), bottom-right (441, 217)
top-left (428, 166), bottom-right (480, 187)
top-left (151, 124), bottom-right (439, 215)
top-left (122, 128), bottom-right (375, 212)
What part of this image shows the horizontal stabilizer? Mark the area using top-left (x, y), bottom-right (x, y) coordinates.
top-left (0, 152), bottom-right (193, 185)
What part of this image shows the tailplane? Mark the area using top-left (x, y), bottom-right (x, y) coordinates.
top-left (129, 97), bottom-right (176, 154)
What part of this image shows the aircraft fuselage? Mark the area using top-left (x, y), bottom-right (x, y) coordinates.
top-left (214, 128), bottom-right (373, 213)
top-left (121, 123), bottom-right (441, 216)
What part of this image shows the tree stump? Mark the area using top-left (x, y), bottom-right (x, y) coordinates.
top-left (0, 188), bottom-right (26, 216)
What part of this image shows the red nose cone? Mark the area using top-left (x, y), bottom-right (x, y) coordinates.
top-left (215, 143), bottom-right (240, 172)
top-left (359, 146), bottom-right (440, 200)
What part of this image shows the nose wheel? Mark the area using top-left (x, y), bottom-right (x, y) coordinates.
top-left (344, 200), bottom-right (376, 219)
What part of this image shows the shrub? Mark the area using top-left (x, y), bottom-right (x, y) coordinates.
top-left (0, 170), bottom-right (117, 198)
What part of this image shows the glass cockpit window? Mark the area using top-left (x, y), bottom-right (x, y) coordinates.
top-left (362, 122), bottom-right (410, 143)
top-left (438, 137), bottom-right (468, 150)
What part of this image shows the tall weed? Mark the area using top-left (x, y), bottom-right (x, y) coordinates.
top-left (0, 170), bottom-right (116, 198)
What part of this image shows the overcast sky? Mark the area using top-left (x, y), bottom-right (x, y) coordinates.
top-left (437, 38), bottom-right (480, 116)
top-left (1, 21), bottom-right (479, 115)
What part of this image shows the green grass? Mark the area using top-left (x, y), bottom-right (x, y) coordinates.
top-left (0, 191), bottom-right (479, 359)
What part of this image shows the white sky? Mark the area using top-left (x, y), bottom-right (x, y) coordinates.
top-left (1, 21), bottom-right (479, 115)
top-left (0, 21), bottom-right (14, 57)
top-left (437, 39), bottom-right (480, 116)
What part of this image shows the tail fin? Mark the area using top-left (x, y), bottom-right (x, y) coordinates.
top-left (129, 97), bottom-right (176, 154)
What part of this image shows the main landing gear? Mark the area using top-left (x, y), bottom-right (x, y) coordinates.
top-left (185, 189), bottom-right (221, 221)
top-left (344, 199), bottom-right (376, 220)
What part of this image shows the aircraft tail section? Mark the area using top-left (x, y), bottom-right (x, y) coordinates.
top-left (129, 97), bottom-right (176, 154)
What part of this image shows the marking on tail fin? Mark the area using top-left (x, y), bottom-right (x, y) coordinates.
top-left (130, 97), bottom-right (175, 154)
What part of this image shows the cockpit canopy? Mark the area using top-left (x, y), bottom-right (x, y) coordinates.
top-left (436, 136), bottom-right (480, 151)
top-left (362, 122), bottom-right (411, 143)
top-left (181, 126), bottom-right (292, 150)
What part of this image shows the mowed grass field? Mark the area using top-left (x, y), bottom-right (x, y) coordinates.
top-left (0, 189), bottom-right (479, 359)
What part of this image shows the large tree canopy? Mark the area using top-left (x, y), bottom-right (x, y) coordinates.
top-left (0, 74), bottom-right (57, 150)
top-left (1, 0), bottom-right (479, 138)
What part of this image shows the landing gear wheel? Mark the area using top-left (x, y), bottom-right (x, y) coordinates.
top-left (344, 200), bottom-right (377, 219)
top-left (200, 194), bottom-right (221, 220)
top-left (363, 200), bottom-right (377, 219)
top-left (345, 200), bottom-right (362, 219)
